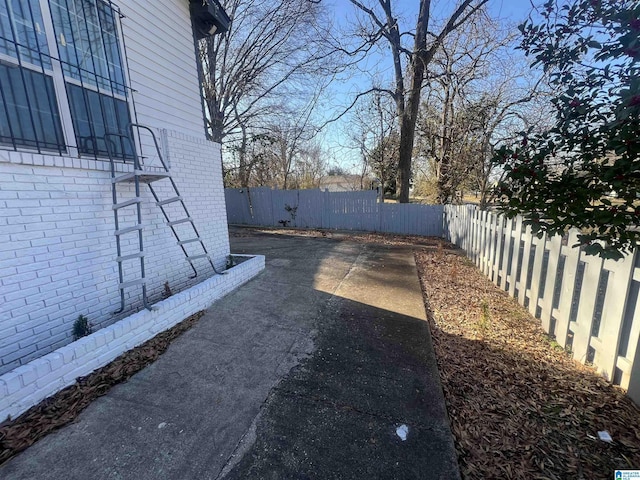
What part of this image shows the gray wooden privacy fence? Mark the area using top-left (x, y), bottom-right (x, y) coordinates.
top-left (444, 205), bottom-right (640, 404)
top-left (224, 187), bottom-right (444, 236)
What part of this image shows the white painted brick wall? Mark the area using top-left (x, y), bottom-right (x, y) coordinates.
top-left (0, 254), bottom-right (265, 421)
top-left (0, 0), bottom-right (237, 379)
top-left (0, 130), bottom-right (230, 375)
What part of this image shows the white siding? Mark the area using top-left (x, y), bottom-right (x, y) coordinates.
top-left (121, 0), bottom-right (206, 137)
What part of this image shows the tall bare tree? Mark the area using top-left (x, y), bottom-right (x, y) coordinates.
top-left (346, 0), bottom-right (489, 202)
top-left (198, 0), bottom-right (335, 186)
top-left (347, 91), bottom-right (397, 198)
top-left (413, 14), bottom-right (547, 205)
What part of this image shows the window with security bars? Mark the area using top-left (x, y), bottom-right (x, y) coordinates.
top-left (0, 0), bottom-right (134, 160)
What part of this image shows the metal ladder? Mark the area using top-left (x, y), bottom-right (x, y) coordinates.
top-left (106, 124), bottom-right (224, 314)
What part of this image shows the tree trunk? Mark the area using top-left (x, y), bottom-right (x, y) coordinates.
top-left (396, 113), bottom-right (416, 203)
top-left (436, 168), bottom-right (450, 204)
top-left (396, 0), bottom-right (431, 203)
top-left (238, 124), bottom-right (249, 187)
top-left (436, 81), bottom-right (455, 204)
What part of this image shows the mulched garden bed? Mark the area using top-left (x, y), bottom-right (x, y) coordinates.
top-left (0, 311), bottom-right (204, 466)
top-left (415, 244), bottom-right (640, 479)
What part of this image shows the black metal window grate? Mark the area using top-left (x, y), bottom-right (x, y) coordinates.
top-left (0, 0), bottom-right (65, 153)
top-left (0, 0), bottom-right (134, 160)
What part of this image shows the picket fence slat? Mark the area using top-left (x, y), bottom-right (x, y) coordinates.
top-left (443, 205), bottom-right (640, 403)
top-left (570, 255), bottom-right (600, 363)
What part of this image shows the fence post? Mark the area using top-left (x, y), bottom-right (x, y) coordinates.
top-left (498, 217), bottom-right (513, 290)
top-left (480, 210), bottom-right (490, 274)
top-left (507, 217), bottom-right (523, 298)
top-left (594, 255), bottom-right (634, 382)
top-left (554, 230), bottom-right (582, 350)
top-left (517, 223), bottom-right (533, 306)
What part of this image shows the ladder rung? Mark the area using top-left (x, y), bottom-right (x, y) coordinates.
top-left (115, 225), bottom-right (143, 236)
top-left (167, 217), bottom-right (193, 226)
top-left (178, 238), bottom-right (201, 246)
top-left (156, 196), bottom-right (182, 206)
top-left (112, 197), bottom-right (141, 210)
top-left (187, 254), bottom-right (209, 262)
top-left (118, 279), bottom-right (146, 290)
top-left (116, 253), bottom-right (144, 262)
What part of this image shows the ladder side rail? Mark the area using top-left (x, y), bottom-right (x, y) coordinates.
top-left (134, 123), bottom-right (225, 276)
top-left (104, 132), bottom-right (142, 170)
top-left (105, 132), bottom-right (150, 313)
top-left (168, 189), bottom-right (224, 275)
top-left (134, 172), bottom-right (151, 310)
top-left (106, 133), bottom-right (127, 314)
top-left (129, 124), bottom-right (170, 172)
top-left (188, 219), bottom-right (224, 275)
top-left (147, 184), bottom-right (199, 279)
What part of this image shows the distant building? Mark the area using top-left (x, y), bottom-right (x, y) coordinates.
top-left (320, 174), bottom-right (375, 192)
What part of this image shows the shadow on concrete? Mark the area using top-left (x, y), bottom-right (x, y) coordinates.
top-left (220, 297), bottom-right (456, 480)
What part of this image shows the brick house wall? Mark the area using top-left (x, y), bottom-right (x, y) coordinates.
top-left (0, 0), bottom-right (231, 375)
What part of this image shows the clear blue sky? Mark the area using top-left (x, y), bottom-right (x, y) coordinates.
top-left (317, 0), bottom-right (541, 171)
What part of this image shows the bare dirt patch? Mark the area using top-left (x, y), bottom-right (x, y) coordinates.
top-left (230, 226), bottom-right (450, 249)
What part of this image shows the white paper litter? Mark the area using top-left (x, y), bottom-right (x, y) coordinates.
top-left (396, 424), bottom-right (409, 441)
top-left (597, 430), bottom-right (612, 443)
top-left (158, 422), bottom-right (167, 429)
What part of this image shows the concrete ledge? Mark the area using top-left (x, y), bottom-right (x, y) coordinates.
top-left (0, 254), bottom-right (265, 421)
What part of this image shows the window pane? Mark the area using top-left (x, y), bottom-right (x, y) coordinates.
top-left (97, 0), bottom-right (125, 95)
top-left (0, 0), bottom-right (51, 69)
top-left (50, 0), bottom-right (124, 94)
top-left (66, 82), bottom-right (133, 160)
top-left (0, 62), bottom-right (64, 150)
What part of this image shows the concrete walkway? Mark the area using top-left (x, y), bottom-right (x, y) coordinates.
top-left (0, 229), bottom-right (459, 480)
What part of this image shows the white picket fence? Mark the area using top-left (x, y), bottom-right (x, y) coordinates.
top-left (444, 205), bottom-right (640, 403)
top-left (224, 187), bottom-right (444, 237)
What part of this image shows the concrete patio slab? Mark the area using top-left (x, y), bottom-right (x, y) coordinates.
top-left (0, 228), bottom-right (459, 480)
